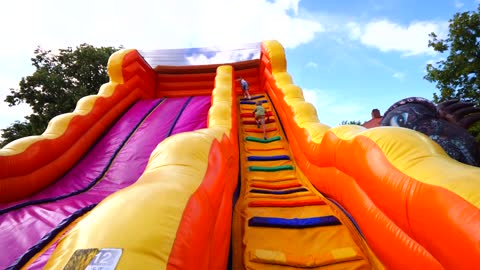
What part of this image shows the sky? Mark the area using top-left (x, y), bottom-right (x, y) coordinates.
top-left (0, 0), bottom-right (479, 132)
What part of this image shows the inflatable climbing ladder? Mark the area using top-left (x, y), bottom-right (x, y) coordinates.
top-left (232, 94), bottom-right (382, 270)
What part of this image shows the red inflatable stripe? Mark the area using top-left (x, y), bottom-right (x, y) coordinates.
top-left (240, 112), bottom-right (273, 118)
top-left (250, 182), bottom-right (302, 190)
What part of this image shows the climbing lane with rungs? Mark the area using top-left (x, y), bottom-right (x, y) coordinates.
top-left (232, 94), bottom-right (382, 270)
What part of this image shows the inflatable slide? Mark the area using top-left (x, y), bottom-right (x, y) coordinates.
top-left (0, 40), bottom-right (479, 270)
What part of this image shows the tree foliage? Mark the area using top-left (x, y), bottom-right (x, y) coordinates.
top-left (425, 5), bottom-right (480, 141)
top-left (1, 44), bottom-right (121, 147)
top-left (425, 5), bottom-right (480, 104)
top-left (340, 120), bottom-right (362, 125)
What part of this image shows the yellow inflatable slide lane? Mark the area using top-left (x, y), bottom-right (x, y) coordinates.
top-left (259, 40), bottom-right (480, 270)
top-left (42, 65), bottom-right (239, 269)
top-left (232, 94), bottom-right (382, 269)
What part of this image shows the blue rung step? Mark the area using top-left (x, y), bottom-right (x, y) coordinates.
top-left (250, 187), bottom-right (308, 195)
top-left (248, 216), bottom-right (342, 228)
top-left (240, 95), bottom-right (265, 101)
top-left (240, 100), bottom-right (268, 105)
top-left (247, 155), bottom-right (290, 161)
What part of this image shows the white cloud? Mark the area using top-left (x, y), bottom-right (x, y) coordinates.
top-left (393, 72), bottom-right (405, 80)
top-left (346, 22), bottom-right (362, 40)
top-left (426, 57), bottom-right (445, 66)
top-left (306, 61), bottom-right (318, 68)
top-left (454, 0), bottom-right (464, 8)
top-left (0, 0), bottom-right (323, 54)
top-left (302, 88), bottom-right (332, 107)
top-left (275, 0), bottom-right (301, 15)
top-left (186, 47), bottom-right (259, 65)
top-left (426, 59), bottom-right (437, 66)
top-left (347, 19), bottom-right (448, 56)
top-left (0, 76), bottom-right (32, 131)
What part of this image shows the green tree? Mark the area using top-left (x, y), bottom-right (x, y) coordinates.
top-left (340, 120), bottom-right (362, 125)
top-left (1, 44), bottom-right (121, 147)
top-left (425, 5), bottom-right (480, 104)
top-left (425, 5), bottom-right (480, 141)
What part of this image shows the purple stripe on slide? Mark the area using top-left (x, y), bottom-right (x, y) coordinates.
top-left (0, 99), bottom-right (161, 211)
top-left (29, 95), bottom-right (212, 269)
top-left (0, 97), bottom-right (192, 269)
top-left (171, 95), bottom-right (211, 135)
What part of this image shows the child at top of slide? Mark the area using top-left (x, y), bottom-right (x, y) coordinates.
top-left (237, 77), bottom-right (251, 100)
top-left (253, 100), bottom-right (267, 140)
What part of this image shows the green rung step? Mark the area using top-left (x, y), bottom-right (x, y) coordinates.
top-left (246, 136), bottom-right (281, 143)
top-left (248, 165), bottom-right (294, 172)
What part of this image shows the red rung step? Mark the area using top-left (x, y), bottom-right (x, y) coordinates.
top-left (250, 182), bottom-right (302, 190)
top-left (240, 111), bottom-right (273, 118)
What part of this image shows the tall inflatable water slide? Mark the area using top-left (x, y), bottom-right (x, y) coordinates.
top-left (0, 40), bottom-right (479, 270)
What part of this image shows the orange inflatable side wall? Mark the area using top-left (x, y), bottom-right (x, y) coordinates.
top-left (155, 59), bottom-right (261, 98)
top-left (235, 68), bottom-right (260, 96)
top-left (262, 70), bottom-right (439, 269)
top-left (318, 131), bottom-right (480, 269)
top-left (259, 41), bottom-right (480, 269)
top-left (0, 50), bottom-right (156, 202)
top-left (122, 50), bottom-right (157, 98)
top-left (260, 41), bottom-right (480, 269)
top-left (166, 134), bottom-right (239, 270)
top-left (157, 70), bottom-right (216, 97)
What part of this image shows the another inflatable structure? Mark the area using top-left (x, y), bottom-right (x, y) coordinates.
top-left (1, 40), bottom-right (479, 270)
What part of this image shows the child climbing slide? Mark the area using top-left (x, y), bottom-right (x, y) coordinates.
top-left (253, 100), bottom-right (267, 140)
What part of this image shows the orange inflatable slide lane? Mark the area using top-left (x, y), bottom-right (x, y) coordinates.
top-left (232, 92), bottom-right (383, 269)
